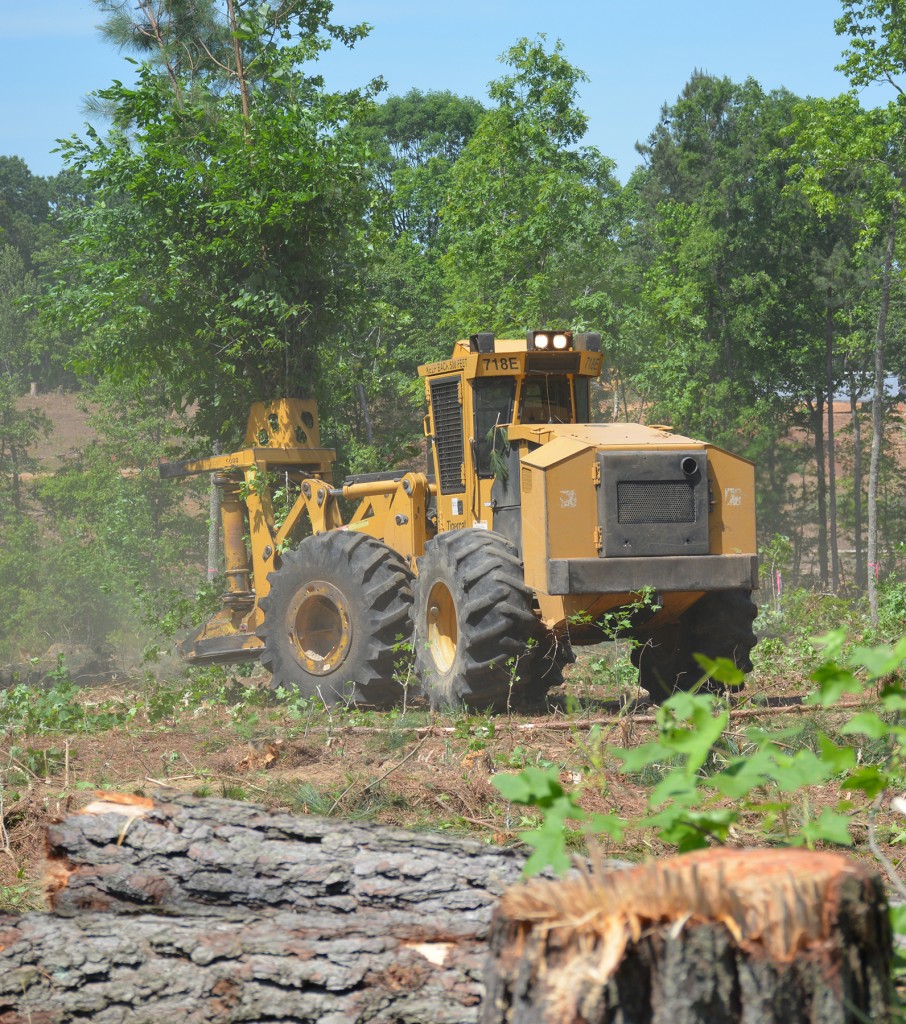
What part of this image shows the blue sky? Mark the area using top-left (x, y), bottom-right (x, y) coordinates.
top-left (1, 1), bottom-right (867, 182)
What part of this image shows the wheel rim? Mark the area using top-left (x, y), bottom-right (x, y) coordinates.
top-left (426, 580), bottom-right (457, 673)
top-left (287, 580), bottom-right (352, 675)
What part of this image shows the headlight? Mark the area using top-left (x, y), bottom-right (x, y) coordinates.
top-left (527, 329), bottom-right (572, 351)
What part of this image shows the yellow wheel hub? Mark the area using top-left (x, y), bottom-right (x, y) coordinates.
top-left (287, 581), bottom-right (352, 675)
top-left (426, 580), bottom-right (457, 673)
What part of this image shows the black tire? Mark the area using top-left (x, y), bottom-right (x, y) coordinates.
top-left (257, 532), bottom-right (413, 707)
top-left (631, 589), bottom-right (758, 704)
top-left (412, 530), bottom-right (548, 711)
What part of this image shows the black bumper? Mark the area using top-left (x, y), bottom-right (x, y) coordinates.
top-left (545, 554), bottom-right (759, 596)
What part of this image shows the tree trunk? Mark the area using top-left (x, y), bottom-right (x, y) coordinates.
top-left (483, 847), bottom-right (891, 1024)
top-left (43, 793), bottom-right (529, 920)
top-left (357, 381), bottom-right (375, 446)
top-left (826, 302), bottom-right (840, 592)
top-left (868, 206), bottom-right (896, 624)
top-left (848, 378), bottom-right (865, 589)
top-left (811, 395), bottom-right (829, 587)
top-left (0, 908), bottom-right (491, 1024)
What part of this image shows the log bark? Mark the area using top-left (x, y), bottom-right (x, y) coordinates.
top-left (43, 792), bottom-right (528, 919)
top-left (1, 793), bottom-right (532, 1023)
top-left (0, 907), bottom-right (488, 1024)
top-left (482, 847), bottom-right (892, 1024)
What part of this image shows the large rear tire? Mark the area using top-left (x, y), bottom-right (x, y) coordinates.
top-left (257, 532), bottom-right (413, 706)
top-left (632, 589), bottom-right (758, 704)
top-left (412, 531), bottom-right (549, 710)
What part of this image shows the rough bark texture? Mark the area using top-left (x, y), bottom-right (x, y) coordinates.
top-left (482, 847), bottom-right (892, 1024)
top-left (44, 793), bottom-right (526, 919)
top-left (1, 793), bottom-right (530, 1023)
top-left (0, 908), bottom-right (487, 1024)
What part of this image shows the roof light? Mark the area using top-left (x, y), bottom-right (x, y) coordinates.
top-left (527, 329), bottom-right (573, 351)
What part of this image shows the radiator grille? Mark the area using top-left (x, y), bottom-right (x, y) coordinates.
top-left (430, 377), bottom-right (464, 493)
top-left (617, 480), bottom-right (696, 524)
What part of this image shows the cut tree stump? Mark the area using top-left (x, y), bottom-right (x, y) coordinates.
top-left (482, 846), bottom-right (892, 1024)
top-left (0, 795), bottom-right (893, 1024)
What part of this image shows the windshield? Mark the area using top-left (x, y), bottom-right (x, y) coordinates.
top-left (518, 375), bottom-right (574, 424)
top-left (473, 378), bottom-right (516, 477)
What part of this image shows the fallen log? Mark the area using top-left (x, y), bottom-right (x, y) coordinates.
top-left (482, 847), bottom-right (892, 1024)
top-left (43, 792), bottom-right (530, 919)
top-left (1, 792), bottom-right (534, 1024)
top-left (0, 906), bottom-right (488, 1024)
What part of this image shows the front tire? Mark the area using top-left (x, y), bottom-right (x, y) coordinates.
top-left (257, 532), bottom-right (413, 706)
top-left (412, 531), bottom-right (544, 710)
top-left (632, 589), bottom-right (758, 703)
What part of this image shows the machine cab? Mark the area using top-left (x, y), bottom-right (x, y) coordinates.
top-left (419, 331), bottom-right (603, 539)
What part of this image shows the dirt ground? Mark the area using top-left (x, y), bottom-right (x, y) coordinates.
top-left (18, 391), bottom-right (96, 471)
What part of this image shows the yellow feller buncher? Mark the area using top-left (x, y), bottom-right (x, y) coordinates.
top-left (160, 330), bottom-right (758, 708)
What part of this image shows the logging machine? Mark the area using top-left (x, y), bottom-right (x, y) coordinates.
top-left (160, 330), bottom-right (758, 708)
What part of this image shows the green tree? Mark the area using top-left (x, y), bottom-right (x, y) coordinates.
top-left (322, 90), bottom-right (486, 470)
top-left (48, 0), bottom-right (381, 444)
top-left (788, 1), bottom-right (906, 617)
top-left (22, 381), bottom-right (206, 661)
top-left (441, 36), bottom-right (622, 336)
top-left (0, 244), bottom-right (51, 513)
top-left (0, 157), bottom-right (56, 267)
top-left (625, 75), bottom-right (864, 576)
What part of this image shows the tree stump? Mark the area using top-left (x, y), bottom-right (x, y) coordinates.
top-left (482, 847), bottom-right (892, 1024)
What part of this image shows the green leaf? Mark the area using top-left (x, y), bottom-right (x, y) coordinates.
top-left (492, 765), bottom-right (565, 806)
top-left (710, 747), bottom-right (775, 799)
top-left (840, 712), bottom-right (889, 739)
top-left (814, 629), bottom-right (847, 661)
top-left (520, 817), bottom-right (574, 877)
top-left (816, 734), bottom-right (857, 774)
top-left (661, 703), bottom-right (729, 773)
top-left (807, 661), bottom-right (863, 706)
top-left (768, 749), bottom-right (834, 792)
top-left (614, 741), bottom-right (674, 773)
top-left (648, 770), bottom-right (702, 810)
top-left (848, 642), bottom-right (906, 679)
top-left (586, 812), bottom-right (625, 843)
top-left (841, 766), bottom-right (889, 798)
top-left (801, 807), bottom-right (852, 847)
top-left (693, 653), bottom-right (746, 688)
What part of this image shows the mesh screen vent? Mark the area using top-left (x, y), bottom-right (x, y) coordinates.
top-left (430, 377), bottom-right (464, 493)
top-left (617, 480), bottom-right (696, 524)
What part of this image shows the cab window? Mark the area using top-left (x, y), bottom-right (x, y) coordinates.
top-left (518, 375), bottom-right (574, 424)
top-left (473, 378), bottom-right (516, 477)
